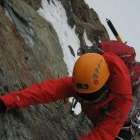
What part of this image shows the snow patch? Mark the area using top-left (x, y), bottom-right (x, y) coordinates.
top-left (84, 0), bottom-right (95, 9)
top-left (38, 0), bottom-right (80, 75)
top-left (69, 97), bottom-right (82, 115)
top-left (72, 102), bottom-right (82, 115)
top-left (83, 31), bottom-right (93, 46)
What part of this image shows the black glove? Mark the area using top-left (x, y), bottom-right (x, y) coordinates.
top-left (0, 99), bottom-right (7, 113)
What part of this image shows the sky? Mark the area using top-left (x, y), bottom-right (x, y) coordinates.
top-left (84, 0), bottom-right (140, 61)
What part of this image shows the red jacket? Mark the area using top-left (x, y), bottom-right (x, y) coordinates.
top-left (99, 40), bottom-right (137, 86)
top-left (0, 52), bottom-right (133, 140)
top-left (100, 41), bottom-right (136, 66)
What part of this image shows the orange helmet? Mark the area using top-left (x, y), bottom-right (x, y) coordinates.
top-left (73, 53), bottom-right (110, 94)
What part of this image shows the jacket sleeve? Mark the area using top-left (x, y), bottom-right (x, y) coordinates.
top-left (80, 52), bottom-right (133, 140)
top-left (0, 77), bottom-right (75, 109)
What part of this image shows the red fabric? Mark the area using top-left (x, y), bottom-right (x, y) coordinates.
top-left (100, 40), bottom-right (138, 86)
top-left (0, 52), bottom-right (133, 140)
top-left (0, 77), bottom-right (75, 109)
top-left (99, 40), bottom-right (136, 65)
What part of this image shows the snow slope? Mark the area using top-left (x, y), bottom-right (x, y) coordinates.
top-left (38, 0), bottom-right (80, 75)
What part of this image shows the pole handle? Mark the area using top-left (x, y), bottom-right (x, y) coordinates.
top-left (106, 18), bottom-right (123, 42)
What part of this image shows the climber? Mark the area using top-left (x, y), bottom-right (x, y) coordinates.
top-left (0, 49), bottom-right (133, 140)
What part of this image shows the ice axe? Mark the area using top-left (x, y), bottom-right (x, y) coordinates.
top-left (106, 18), bottom-right (123, 43)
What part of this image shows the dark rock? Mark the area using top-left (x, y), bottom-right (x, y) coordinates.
top-left (4, 0), bottom-right (68, 79)
top-left (60, 0), bottom-right (109, 49)
top-left (68, 45), bottom-right (76, 57)
top-left (0, 0), bottom-right (4, 7)
top-left (0, 2), bottom-right (75, 140)
top-left (22, 0), bottom-right (41, 10)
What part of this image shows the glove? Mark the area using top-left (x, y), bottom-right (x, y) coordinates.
top-left (0, 99), bottom-right (7, 113)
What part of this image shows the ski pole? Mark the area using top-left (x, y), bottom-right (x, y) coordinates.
top-left (106, 18), bottom-right (123, 43)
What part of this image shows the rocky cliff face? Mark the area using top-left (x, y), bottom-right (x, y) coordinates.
top-left (0, 0), bottom-right (109, 140)
top-left (60, 0), bottom-right (109, 44)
